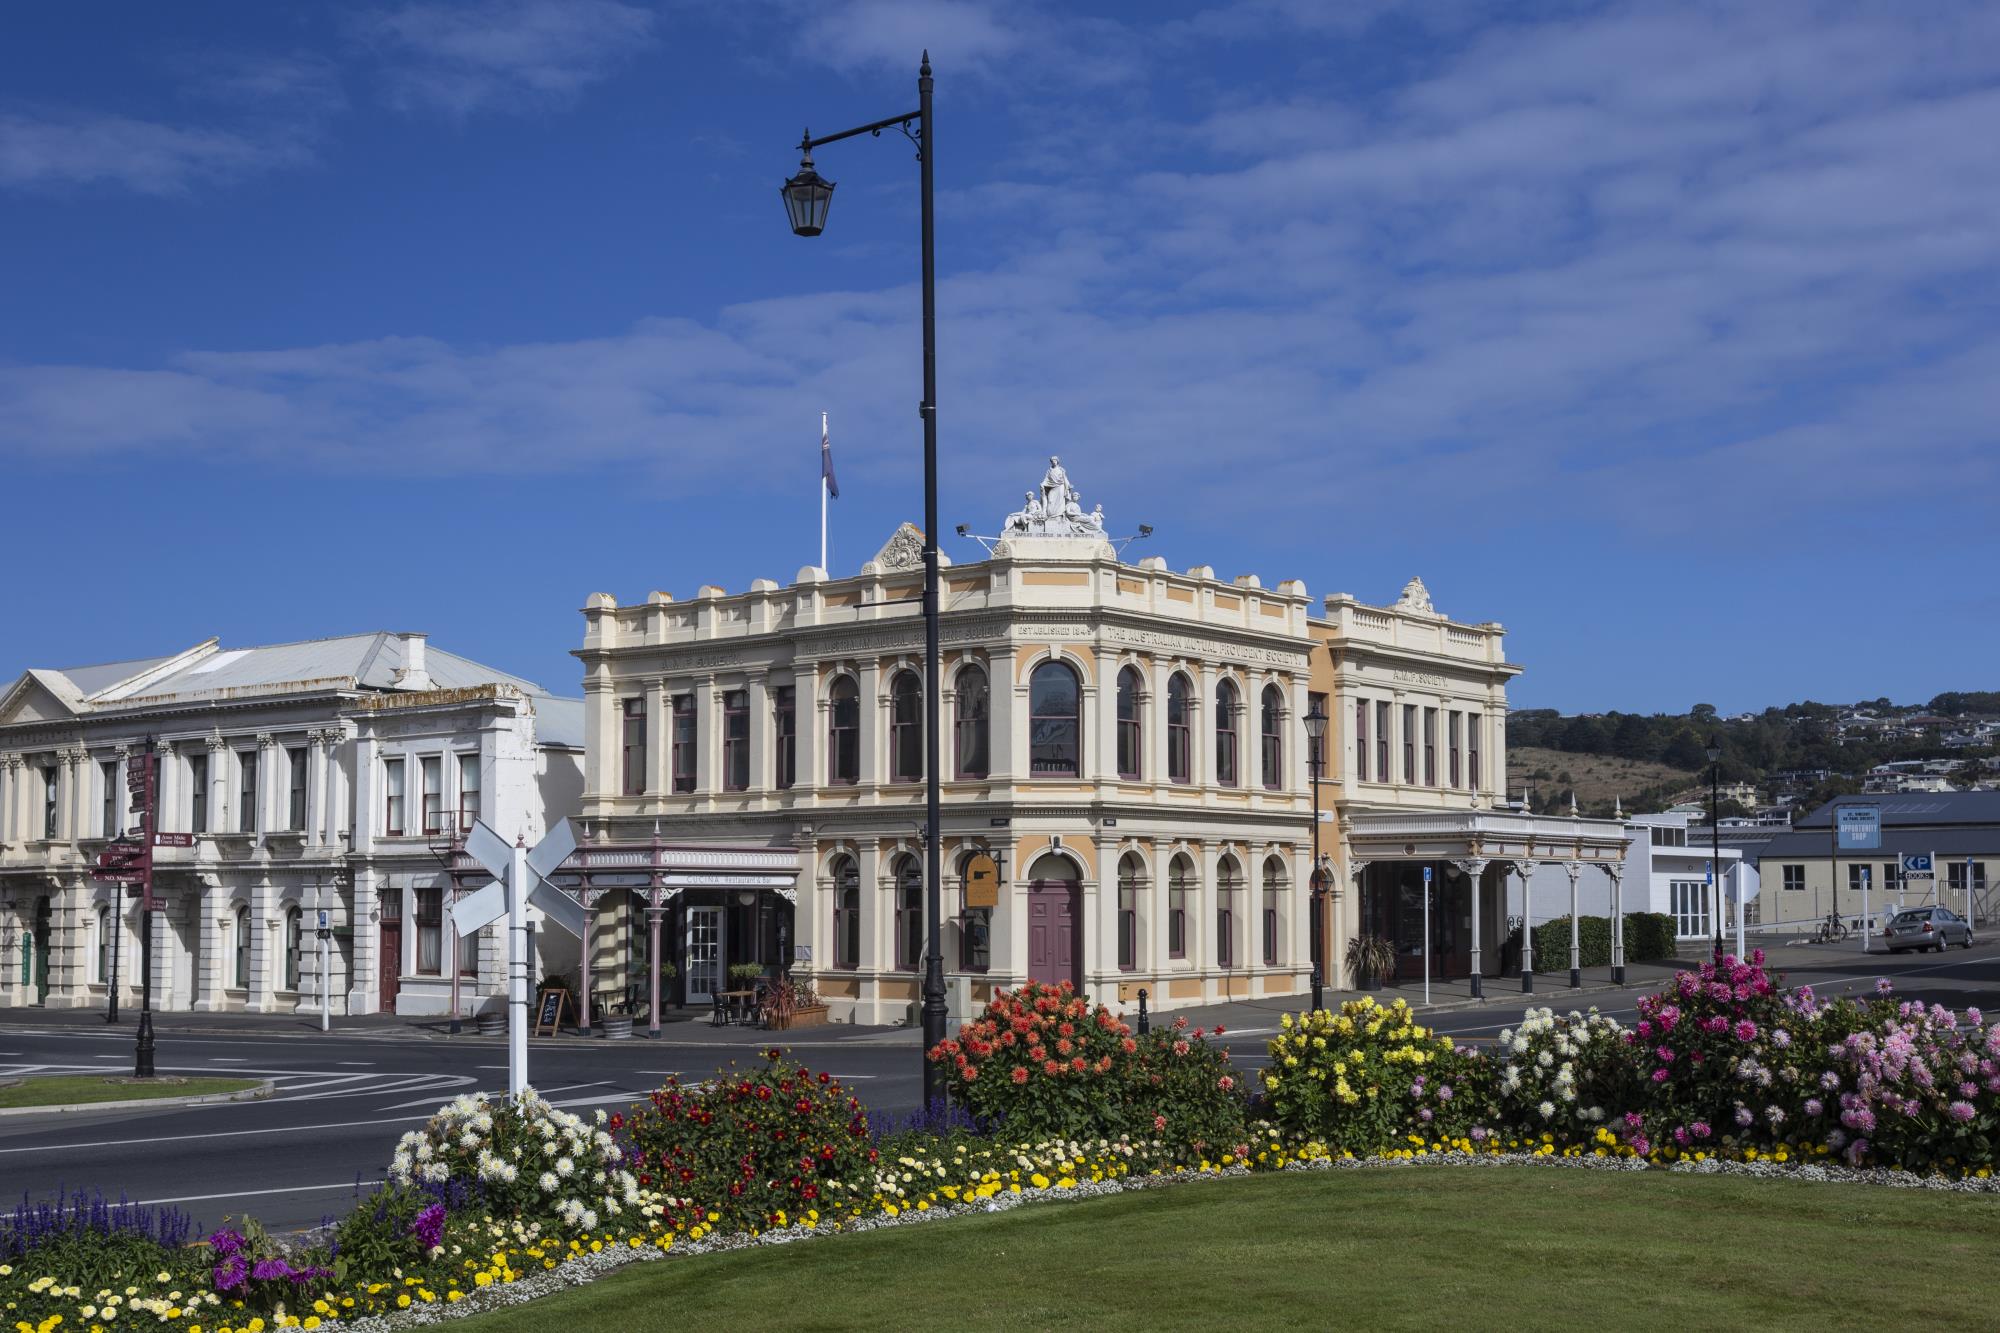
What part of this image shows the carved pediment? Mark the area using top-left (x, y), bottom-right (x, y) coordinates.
top-left (868, 523), bottom-right (927, 573)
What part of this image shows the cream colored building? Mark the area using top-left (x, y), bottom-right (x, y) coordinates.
top-left (0, 633), bottom-right (581, 1016)
top-left (568, 459), bottom-right (1629, 1022)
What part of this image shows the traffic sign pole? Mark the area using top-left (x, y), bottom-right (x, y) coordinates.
top-left (134, 738), bottom-right (157, 1078)
top-left (1421, 866), bottom-right (1431, 1009)
top-left (510, 837), bottom-right (529, 1098)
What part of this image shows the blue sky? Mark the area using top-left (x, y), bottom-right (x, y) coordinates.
top-left (3, 0), bottom-right (1995, 714)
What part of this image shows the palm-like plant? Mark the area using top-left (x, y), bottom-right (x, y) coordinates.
top-left (1344, 933), bottom-right (1395, 988)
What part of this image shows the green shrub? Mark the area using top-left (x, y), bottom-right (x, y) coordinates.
top-left (1625, 912), bottom-right (1679, 961)
top-left (1529, 916), bottom-right (1615, 970)
top-left (620, 1050), bottom-right (876, 1235)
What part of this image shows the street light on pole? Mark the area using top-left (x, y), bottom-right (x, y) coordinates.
top-left (1303, 698), bottom-right (1329, 1013)
top-left (784, 53), bottom-right (948, 1107)
top-left (1706, 736), bottom-right (1724, 966)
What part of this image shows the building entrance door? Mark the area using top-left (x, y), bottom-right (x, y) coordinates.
top-left (378, 896), bottom-right (402, 1015)
top-left (1026, 881), bottom-right (1077, 987)
top-left (32, 896), bottom-right (51, 1005)
top-left (685, 907), bottom-right (723, 1005)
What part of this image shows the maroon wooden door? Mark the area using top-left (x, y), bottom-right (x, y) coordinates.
top-left (1026, 881), bottom-right (1077, 987)
top-left (379, 922), bottom-right (402, 1014)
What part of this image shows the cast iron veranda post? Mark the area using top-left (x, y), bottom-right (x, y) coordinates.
top-left (1308, 739), bottom-right (1323, 1014)
top-left (135, 735), bottom-right (156, 1078)
top-left (916, 53), bottom-right (947, 1109)
top-left (1711, 740), bottom-right (1724, 966)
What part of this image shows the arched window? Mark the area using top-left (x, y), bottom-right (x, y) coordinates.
top-left (889, 671), bottom-right (923, 784)
top-left (1166, 675), bottom-right (1193, 785)
top-left (1215, 679), bottom-right (1241, 787)
top-left (1029, 661), bottom-right (1081, 777)
top-left (1216, 856), bottom-right (1241, 968)
top-left (1116, 667), bottom-right (1143, 780)
top-left (954, 665), bottom-right (989, 779)
top-left (828, 678), bottom-right (860, 785)
top-left (284, 906), bottom-right (302, 991)
top-left (234, 905), bottom-right (251, 989)
top-left (1261, 685), bottom-right (1284, 788)
top-left (1117, 853), bottom-right (1144, 971)
top-left (831, 856), bottom-right (860, 969)
top-left (894, 854), bottom-right (923, 970)
top-left (958, 851), bottom-right (992, 972)
top-left (1168, 854), bottom-right (1194, 959)
top-left (1262, 856), bottom-right (1286, 965)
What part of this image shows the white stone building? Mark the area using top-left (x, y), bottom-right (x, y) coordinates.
top-left (1515, 809), bottom-right (1748, 945)
top-left (0, 633), bottom-right (582, 1016)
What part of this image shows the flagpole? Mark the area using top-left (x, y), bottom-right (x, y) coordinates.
top-left (820, 411), bottom-right (829, 572)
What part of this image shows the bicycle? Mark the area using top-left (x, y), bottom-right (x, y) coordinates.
top-left (1812, 915), bottom-right (1849, 944)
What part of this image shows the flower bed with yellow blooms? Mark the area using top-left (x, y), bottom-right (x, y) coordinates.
top-left (7, 965), bottom-right (1999, 1333)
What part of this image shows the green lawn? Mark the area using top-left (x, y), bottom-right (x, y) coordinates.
top-left (0, 1074), bottom-right (260, 1108)
top-left (461, 1168), bottom-right (2000, 1332)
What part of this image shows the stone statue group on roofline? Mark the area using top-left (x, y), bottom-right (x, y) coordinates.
top-left (1001, 455), bottom-right (1107, 539)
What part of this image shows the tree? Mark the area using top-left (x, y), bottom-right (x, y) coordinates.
top-left (1611, 714), bottom-right (1653, 760)
top-left (1691, 703), bottom-right (1718, 724)
top-left (1661, 730), bottom-right (1708, 770)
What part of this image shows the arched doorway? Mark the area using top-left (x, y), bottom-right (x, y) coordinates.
top-left (1024, 852), bottom-right (1079, 988)
top-left (31, 896), bottom-right (52, 1006)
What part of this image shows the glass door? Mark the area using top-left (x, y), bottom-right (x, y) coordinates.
top-left (685, 906), bottom-right (723, 1004)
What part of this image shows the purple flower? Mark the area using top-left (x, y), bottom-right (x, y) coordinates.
top-left (1690, 1120), bottom-right (1712, 1140)
top-left (411, 1201), bottom-right (447, 1251)
top-left (1734, 1106), bottom-right (1754, 1127)
top-left (1436, 1085), bottom-right (1453, 1102)
top-left (1418, 1107), bottom-right (1435, 1123)
top-left (1651, 1068), bottom-right (1671, 1083)
top-left (1804, 1097), bottom-right (1824, 1117)
top-left (212, 1256), bottom-right (247, 1292)
top-left (1772, 1029), bottom-right (1792, 1049)
top-left (251, 1258), bottom-right (293, 1282)
top-left (1948, 1101), bottom-right (1976, 1124)
top-left (1876, 978), bottom-right (1895, 997)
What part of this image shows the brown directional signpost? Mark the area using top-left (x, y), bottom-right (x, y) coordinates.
top-left (90, 738), bottom-right (159, 1075)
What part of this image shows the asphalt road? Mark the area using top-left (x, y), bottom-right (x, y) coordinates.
top-left (5, 939), bottom-right (1996, 1233)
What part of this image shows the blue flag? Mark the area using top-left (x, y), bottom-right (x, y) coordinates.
top-left (821, 424), bottom-right (839, 499)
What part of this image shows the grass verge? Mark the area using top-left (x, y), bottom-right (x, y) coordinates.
top-left (459, 1167), bottom-right (2000, 1332)
top-left (0, 1074), bottom-right (260, 1108)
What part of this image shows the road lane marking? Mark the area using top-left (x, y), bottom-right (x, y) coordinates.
top-left (337, 1061), bottom-right (375, 1067)
top-left (0, 1114), bottom-right (433, 1154)
top-left (138, 1180), bottom-right (385, 1207)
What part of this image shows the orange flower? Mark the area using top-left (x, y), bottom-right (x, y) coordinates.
top-left (1012, 1066), bottom-right (1030, 1084)
top-left (1043, 1059), bottom-right (1062, 1076)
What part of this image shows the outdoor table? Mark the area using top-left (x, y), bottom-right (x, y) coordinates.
top-left (716, 988), bottom-right (759, 1025)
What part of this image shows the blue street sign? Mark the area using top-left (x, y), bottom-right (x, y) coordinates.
top-left (1836, 804), bottom-right (1882, 851)
top-left (1704, 860), bottom-right (1713, 886)
top-left (1423, 866), bottom-right (1432, 884)
top-left (1902, 852), bottom-right (1934, 878)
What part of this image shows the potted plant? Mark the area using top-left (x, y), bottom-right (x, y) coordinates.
top-left (1344, 934), bottom-right (1394, 992)
top-left (763, 978), bottom-right (830, 1030)
top-left (727, 962), bottom-right (766, 988)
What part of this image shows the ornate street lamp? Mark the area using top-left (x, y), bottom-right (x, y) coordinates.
top-left (1303, 698), bottom-right (1329, 1013)
top-left (779, 147), bottom-right (835, 237)
top-left (784, 54), bottom-right (947, 1106)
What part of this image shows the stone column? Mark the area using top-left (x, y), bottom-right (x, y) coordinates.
top-left (350, 866), bottom-right (379, 1013)
top-left (1515, 860), bottom-right (1536, 993)
top-left (255, 734), bottom-right (277, 843)
top-left (1564, 860), bottom-right (1584, 987)
top-left (858, 659), bottom-right (883, 789)
top-left (1093, 835), bottom-right (1120, 1007)
top-left (747, 672), bottom-right (771, 792)
top-left (156, 743), bottom-right (177, 837)
top-left (206, 736), bottom-right (230, 839)
top-left (0, 755), bottom-right (16, 844)
top-left (193, 876), bottom-right (225, 1011)
top-left (1197, 842), bottom-right (1219, 999)
top-left (1148, 838), bottom-right (1171, 986)
top-left (1196, 663), bottom-right (1217, 788)
top-left (1605, 866), bottom-right (1625, 984)
top-left (644, 677), bottom-right (667, 796)
top-left (1455, 859), bottom-right (1488, 999)
top-left (250, 876), bottom-right (278, 1012)
top-left (988, 647), bottom-right (1018, 782)
top-left (694, 674), bottom-right (718, 797)
top-left (646, 904), bottom-right (664, 1037)
top-left (306, 732), bottom-right (326, 844)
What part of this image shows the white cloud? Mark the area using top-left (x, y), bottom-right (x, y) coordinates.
top-left (3, 0), bottom-right (1995, 556)
top-left (0, 111), bottom-right (310, 194)
top-left (356, 0), bottom-right (658, 115)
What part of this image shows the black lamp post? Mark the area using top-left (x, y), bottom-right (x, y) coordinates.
top-left (1303, 698), bottom-right (1328, 1013)
top-left (784, 53), bottom-right (947, 1107)
top-left (1707, 736), bottom-right (1724, 966)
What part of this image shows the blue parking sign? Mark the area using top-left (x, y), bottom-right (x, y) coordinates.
top-left (1902, 852), bottom-right (1934, 878)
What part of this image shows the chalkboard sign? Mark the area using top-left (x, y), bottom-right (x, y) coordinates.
top-left (534, 988), bottom-right (567, 1036)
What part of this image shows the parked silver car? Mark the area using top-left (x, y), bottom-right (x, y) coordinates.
top-left (1881, 907), bottom-right (1975, 953)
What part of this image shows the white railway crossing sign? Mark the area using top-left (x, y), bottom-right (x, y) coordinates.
top-left (453, 817), bottom-right (579, 1097)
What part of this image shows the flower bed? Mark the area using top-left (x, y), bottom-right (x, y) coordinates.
top-left (3, 959), bottom-right (1996, 1333)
